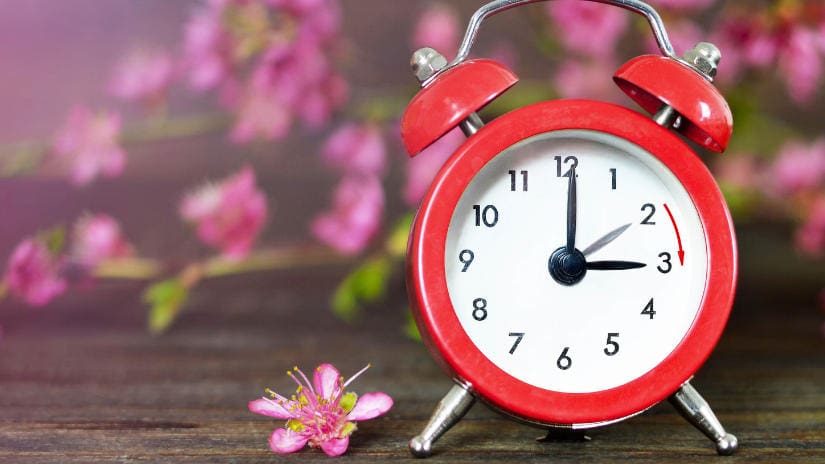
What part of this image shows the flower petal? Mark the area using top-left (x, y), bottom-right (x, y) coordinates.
top-left (313, 363), bottom-right (341, 399)
top-left (248, 398), bottom-right (293, 419)
top-left (347, 392), bottom-right (393, 421)
top-left (269, 428), bottom-right (308, 454)
top-left (320, 436), bottom-right (350, 456)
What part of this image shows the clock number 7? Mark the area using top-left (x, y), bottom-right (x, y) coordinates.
top-left (508, 332), bottom-right (524, 354)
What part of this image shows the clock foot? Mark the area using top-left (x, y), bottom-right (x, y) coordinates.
top-left (669, 381), bottom-right (738, 456)
top-left (410, 382), bottom-right (476, 458)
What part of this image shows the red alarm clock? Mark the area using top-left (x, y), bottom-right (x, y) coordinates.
top-left (400, 0), bottom-right (738, 458)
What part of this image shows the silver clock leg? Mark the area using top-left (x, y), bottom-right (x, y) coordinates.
top-left (669, 381), bottom-right (738, 456)
top-left (409, 382), bottom-right (476, 458)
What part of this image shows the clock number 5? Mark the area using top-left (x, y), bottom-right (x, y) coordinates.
top-left (556, 347), bottom-right (572, 370)
top-left (472, 298), bottom-right (488, 321)
top-left (604, 333), bottom-right (620, 356)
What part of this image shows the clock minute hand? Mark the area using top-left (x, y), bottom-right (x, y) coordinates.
top-left (581, 223), bottom-right (632, 257)
top-left (566, 166), bottom-right (577, 251)
top-left (586, 260), bottom-right (647, 270)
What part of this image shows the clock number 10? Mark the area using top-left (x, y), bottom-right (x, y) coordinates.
top-left (473, 204), bottom-right (499, 227)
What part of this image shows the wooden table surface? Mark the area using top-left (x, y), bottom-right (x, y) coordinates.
top-left (0, 227), bottom-right (823, 464)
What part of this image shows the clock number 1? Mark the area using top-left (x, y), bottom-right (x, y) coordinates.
top-left (609, 168), bottom-right (617, 190)
top-left (556, 347), bottom-right (572, 370)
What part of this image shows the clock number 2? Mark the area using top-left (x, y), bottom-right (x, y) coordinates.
top-left (641, 203), bottom-right (656, 225)
top-left (472, 298), bottom-right (488, 321)
top-left (556, 347), bottom-right (572, 370)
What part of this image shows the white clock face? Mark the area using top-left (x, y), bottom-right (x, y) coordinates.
top-left (444, 130), bottom-right (708, 394)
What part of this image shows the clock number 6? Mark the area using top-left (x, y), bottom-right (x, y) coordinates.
top-left (472, 298), bottom-right (488, 321)
top-left (556, 347), bottom-right (572, 370)
top-left (604, 333), bottom-right (620, 356)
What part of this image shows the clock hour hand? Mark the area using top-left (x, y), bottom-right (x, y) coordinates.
top-left (566, 166), bottom-right (577, 250)
top-left (586, 260), bottom-right (647, 270)
top-left (581, 223), bottom-right (632, 257)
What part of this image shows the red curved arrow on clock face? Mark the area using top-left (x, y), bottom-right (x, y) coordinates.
top-left (663, 203), bottom-right (685, 265)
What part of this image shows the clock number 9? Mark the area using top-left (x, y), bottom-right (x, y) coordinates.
top-left (472, 298), bottom-right (488, 321)
top-left (556, 347), bottom-right (572, 370)
top-left (458, 249), bottom-right (475, 272)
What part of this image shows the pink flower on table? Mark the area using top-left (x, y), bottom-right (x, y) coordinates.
top-left (180, 166), bottom-right (268, 260)
top-left (70, 214), bottom-right (133, 268)
top-left (778, 26), bottom-right (823, 104)
top-left (403, 127), bottom-right (464, 206)
top-left (109, 49), bottom-right (175, 104)
top-left (249, 363), bottom-right (393, 456)
top-left (796, 196), bottom-right (825, 256)
top-left (321, 124), bottom-right (386, 177)
top-left (770, 139), bottom-right (825, 195)
top-left (3, 239), bottom-right (67, 307)
top-left (312, 176), bottom-right (384, 255)
top-left (546, 0), bottom-right (628, 59)
top-left (52, 107), bottom-right (126, 186)
top-left (412, 3), bottom-right (460, 59)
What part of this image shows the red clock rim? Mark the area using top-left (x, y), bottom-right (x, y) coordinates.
top-left (408, 99), bottom-right (737, 425)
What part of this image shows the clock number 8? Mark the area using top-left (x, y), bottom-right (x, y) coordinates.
top-left (556, 347), bottom-right (572, 370)
top-left (472, 298), bottom-right (488, 321)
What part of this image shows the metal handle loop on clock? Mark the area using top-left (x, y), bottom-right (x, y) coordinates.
top-left (440, 0), bottom-right (675, 79)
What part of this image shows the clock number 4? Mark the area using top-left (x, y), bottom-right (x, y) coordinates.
top-left (473, 204), bottom-right (499, 227)
top-left (641, 298), bottom-right (656, 319)
top-left (554, 155), bottom-right (578, 178)
top-left (508, 170), bottom-right (528, 192)
top-left (556, 347), bottom-right (572, 370)
top-left (472, 298), bottom-right (488, 321)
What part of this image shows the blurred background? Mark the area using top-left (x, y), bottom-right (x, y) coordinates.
top-left (0, 0), bottom-right (823, 341)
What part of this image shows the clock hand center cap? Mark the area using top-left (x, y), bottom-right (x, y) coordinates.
top-left (548, 246), bottom-right (587, 286)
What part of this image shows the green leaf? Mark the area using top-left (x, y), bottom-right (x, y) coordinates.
top-left (37, 226), bottom-right (66, 256)
top-left (386, 213), bottom-right (414, 258)
top-left (143, 279), bottom-right (189, 335)
top-left (331, 257), bottom-right (391, 322)
top-left (403, 308), bottom-right (421, 342)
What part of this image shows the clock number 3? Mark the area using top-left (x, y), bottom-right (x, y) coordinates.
top-left (556, 347), bottom-right (572, 370)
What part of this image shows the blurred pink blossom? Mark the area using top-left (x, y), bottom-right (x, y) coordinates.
top-left (779, 26), bottom-right (823, 104)
top-left (715, 153), bottom-right (760, 190)
top-left (770, 139), bottom-right (825, 195)
top-left (3, 239), bottom-right (67, 307)
top-left (321, 123), bottom-right (386, 177)
top-left (249, 363), bottom-right (392, 456)
top-left (312, 176), bottom-right (384, 254)
top-left (52, 107), bottom-right (126, 186)
top-left (109, 49), bottom-right (175, 104)
top-left (412, 3), bottom-right (460, 59)
top-left (70, 214), bottom-right (133, 267)
top-left (547, 0), bottom-right (628, 59)
top-left (796, 196), bottom-right (825, 256)
top-left (554, 58), bottom-right (621, 102)
top-left (650, 0), bottom-right (716, 11)
top-left (180, 166), bottom-right (268, 260)
top-left (403, 127), bottom-right (464, 206)
top-left (182, 0), bottom-right (233, 91)
top-left (646, 19), bottom-right (704, 56)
